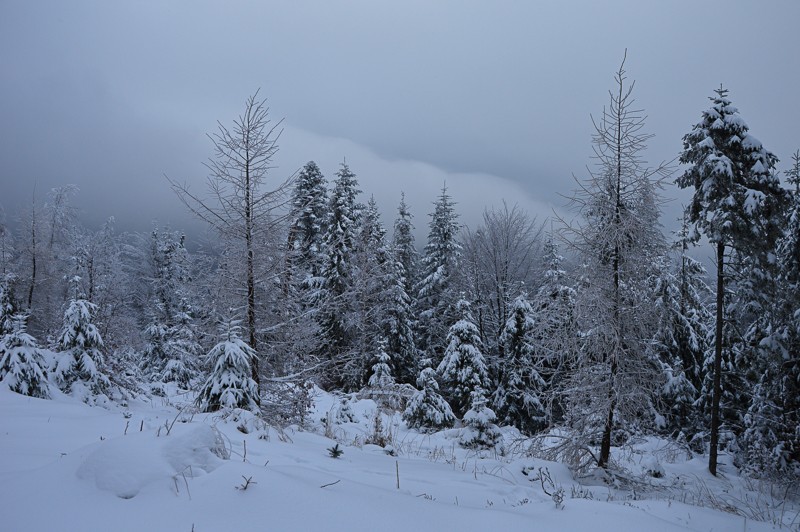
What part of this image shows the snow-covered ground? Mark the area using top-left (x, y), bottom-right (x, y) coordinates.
top-left (0, 386), bottom-right (796, 532)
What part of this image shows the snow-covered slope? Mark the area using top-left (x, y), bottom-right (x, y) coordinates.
top-left (0, 387), bottom-right (793, 531)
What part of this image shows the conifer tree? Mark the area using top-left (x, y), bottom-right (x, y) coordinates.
top-left (392, 193), bottom-right (418, 299)
top-left (494, 293), bottom-right (547, 434)
top-left (0, 314), bottom-right (50, 399)
top-left (460, 388), bottom-right (501, 449)
top-left (403, 359), bottom-right (455, 431)
top-left (530, 235), bottom-right (577, 425)
top-left (317, 162), bottom-right (362, 388)
top-left (677, 86), bottom-right (787, 475)
top-left (287, 161), bottom-right (328, 282)
top-left (367, 338), bottom-right (395, 388)
top-left (564, 55), bottom-right (668, 468)
top-left (741, 150), bottom-right (800, 475)
top-left (417, 185), bottom-right (462, 365)
top-left (0, 274), bottom-right (17, 337)
top-left (197, 317), bottom-right (260, 412)
top-left (437, 298), bottom-right (489, 417)
top-left (54, 279), bottom-right (110, 399)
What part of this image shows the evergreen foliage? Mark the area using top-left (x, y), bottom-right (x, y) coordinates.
top-left (197, 318), bottom-right (260, 412)
top-left (494, 294), bottom-right (547, 434)
top-left (437, 298), bottom-right (489, 417)
top-left (416, 185), bottom-right (462, 365)
top-left (678, 86), bottom-right (787, 475)
top-left (54, 286), bottom-right (110, 398)
top-left (0, 314), bottom-right (50, 399)
top-left (403, 361), bottom-right (456, 432)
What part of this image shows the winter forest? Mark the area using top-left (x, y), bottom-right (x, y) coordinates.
top-left (1, 55), bottom-right (799, 530)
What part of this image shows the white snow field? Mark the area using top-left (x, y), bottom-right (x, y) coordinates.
top-left (0, 386), bottom-right (795, 532)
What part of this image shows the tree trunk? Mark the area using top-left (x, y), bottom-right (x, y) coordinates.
top-left (709, 241), bottom-right (724, 476)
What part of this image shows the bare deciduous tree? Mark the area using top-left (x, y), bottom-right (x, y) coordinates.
top-left (168, 91), bottom-right (293, 388)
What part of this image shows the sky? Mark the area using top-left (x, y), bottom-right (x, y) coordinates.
top-left (1, 1), bottom-right (798, 251)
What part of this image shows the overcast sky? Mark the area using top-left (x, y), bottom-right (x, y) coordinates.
top-left (2, 1), bottom-right (798, 252)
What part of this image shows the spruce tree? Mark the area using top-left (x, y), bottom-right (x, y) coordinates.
top-left (0, 314), bottom-right (50, 399)
top-left (677, 86), bottom-right (787, 475)
top-left (0, 274), bottom-right (17, 337)
top-left (287, 161), bottom-right (328, 282)
top-left (437, 298), bottom-right (489, 417)
top-left (494, 294), bottom-right (547, 434)
top-left (416, 185), bottom-right (462, 365)
top-left (392, 193), bottom-right (418, 299)
top-left (460, 389), bottom-right (501, 449)
top-left (367, 338), bottom-right (395, 389)
top-left (403, 359), bottom-right (455, 432)
top-left (317, 162), bottom-right (362, 388)
top-left (197, 318), bottom-right (260, 412)
top-left (741, 150), bottom-right (800, 475)
top-left (54, 280), bottom-right (110, 399)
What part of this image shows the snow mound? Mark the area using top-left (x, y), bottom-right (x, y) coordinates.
top-left (77, 425), bottom-right (228, 498)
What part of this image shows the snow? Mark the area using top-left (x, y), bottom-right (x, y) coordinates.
top-left (0, 386), bottom-right (795, 531)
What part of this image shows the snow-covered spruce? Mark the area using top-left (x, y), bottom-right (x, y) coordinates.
top-left (460, 389), bottom-right (501, 449)
top-left (403, 362), bottom-right (455, 432)
top-left (54, 295), bottom-right (110, 400)
top-left (197, 319), bottom-right (260, 412)
top-left (437, 298), bottom-right (488, 417)
top-left (367, 339), bottom-right (395, 389)
top-left (0, 314), bottom-right (50, 399)
top-left (494, 293), bottom-right (547, 435)
top-left (0, 274), bottom-right (17, 336)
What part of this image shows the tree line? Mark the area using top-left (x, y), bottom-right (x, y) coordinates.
top-left (0, 59), bottom-right (797, 480)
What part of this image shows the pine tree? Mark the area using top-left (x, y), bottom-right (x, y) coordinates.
top-left (54, 280), bottom-right (110, 399)
top-left (197, 318), bottom-right (260, 412)
top-left (416, 185), bottom-right (462, 365)
top-left (317, 162), bottom-right (362, 388)
top-left (677, 86), bottom-right (787, 475)
top-left (403, 359), bottom-right (455, 432)
top-left (382, 253), bottom-right (418, 385)
top-left (0, 314), bottom-right (50, 399)
top-left (437, 298), bottom-right (489, 417)
top-left (494, 294), bottom-right (547, 434)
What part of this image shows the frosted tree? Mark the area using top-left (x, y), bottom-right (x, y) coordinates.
top-left (437, 298), bottom-right (489, 417)
top-left (367, 338), bottom-right (395, 388)
top-left (169, 92), bottom-right (293, 388)
top-left (650, 221), bottom-right (712, 437)
top-left (0, 274), bottom-right (17, 336)
top-left (197, 317), bottom-right (260, 412)
top-left (140, 229), bottom-right (199, 387)
top-left (381, 252), bottom-right (418, 385)
top-left (287, 161), bottom-right (328, 286)
top-left (403, 359), bottom-right (455, 431)
top-left (530, 235), bottom-right (577, 425)
top-left (677, 86), bottom-right (787, 475)
top-left (741, 150), bottom-right (800, 475)
top-left (392, 193), bottom-right (418, 299)
top-left (54, 281), bottom-right (110, 399)
top-left (317, 162), bottom-right (362, 388)
top-left (416, 185), bottom-right (462, 365)
top-left (494, 293), bottom-right (547, 434)
top-left (461, 203), bottom-right (543, 370)
top-left (0, 314), bottom-right (50, 399)
top-left (460, 389), bottom-right (501, 449)
top-left (349, 196), bottom-right (390, 387)
top-left (563, 55), bottom-right (668, 469)
top-left (386, 193), bottom-right (420, 385)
